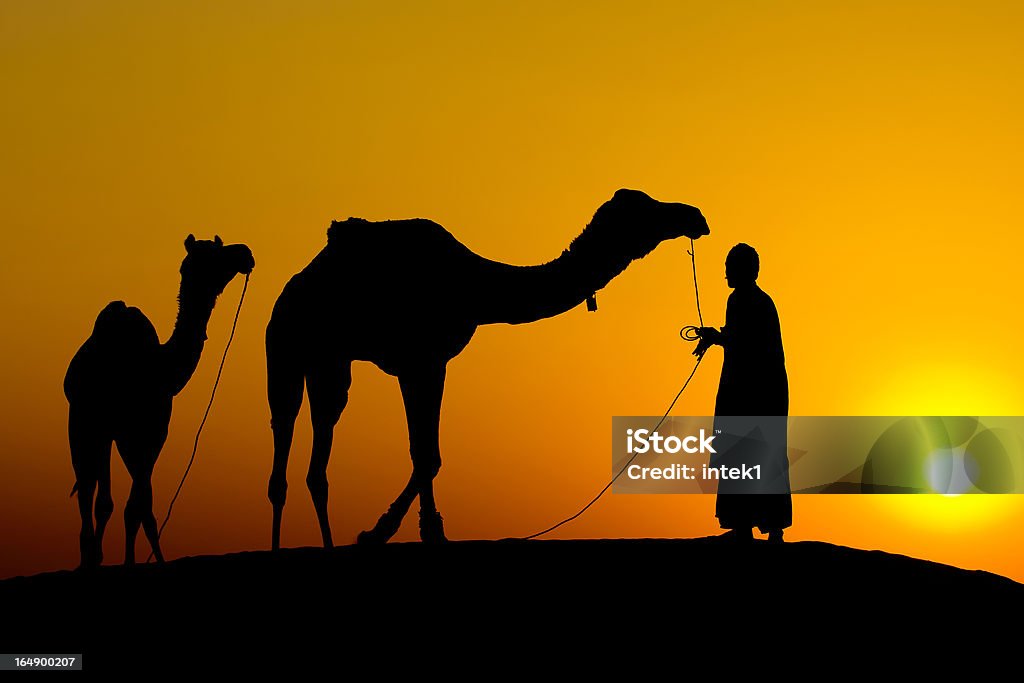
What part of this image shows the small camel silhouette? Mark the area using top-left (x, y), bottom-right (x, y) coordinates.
top-left (266, 189), bottom-right (709, 549)
top-left (64, 235), bottom-right (255, 567)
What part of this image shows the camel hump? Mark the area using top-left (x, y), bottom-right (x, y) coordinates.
top-left (325, 216), bottom-right (464, 253)
top-left (65, 303), bottom-right (160, 402)
top-left (92, 301), bottom-right (159, 349)
top-left (93, 300), bottom-right (128, 334)
top-left (327, 217), bottom-right (369, 243)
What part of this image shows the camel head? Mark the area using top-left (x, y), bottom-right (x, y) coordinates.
top-left (180, 234), bottom-right (256, 297)
top-left (593, 188), bottom-right (709, 250)
top-left (561, 190), bottom-right (709, 312)
top-left (567, 189), bottom-right (709, 270)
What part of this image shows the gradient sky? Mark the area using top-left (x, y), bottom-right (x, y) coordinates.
top-left (3, 1), bottom-right (1024, 581)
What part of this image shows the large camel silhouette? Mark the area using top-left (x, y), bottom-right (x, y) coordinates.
top-left (266, 189), bottom-right (709, 549)
top-left (64, 235), bottom-right (255, 567)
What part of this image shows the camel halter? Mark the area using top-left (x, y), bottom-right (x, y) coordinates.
top-left (518, 238), bottom-right (706, 540)
top-left (147, 272), bottom-right (250, 562)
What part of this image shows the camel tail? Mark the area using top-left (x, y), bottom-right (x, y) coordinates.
top-left (70, 482), bottom-right (79, 498)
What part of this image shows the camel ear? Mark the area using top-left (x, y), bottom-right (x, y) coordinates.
top-left (214, 235), bottom-right (223, 247)
top-left (185, 234), bottom-right (196, 252)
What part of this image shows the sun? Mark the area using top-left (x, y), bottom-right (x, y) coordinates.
top-left (857, 360), bottom-right (1024, 531)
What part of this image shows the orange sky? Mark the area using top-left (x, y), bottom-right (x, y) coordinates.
top-left (3, 1), bottom-right (1024, 581)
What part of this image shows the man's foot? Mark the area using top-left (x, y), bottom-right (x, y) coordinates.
top-left (720, 528), bottom-right (753, 543)
top-left (767, 529), bottom-right (785, 544)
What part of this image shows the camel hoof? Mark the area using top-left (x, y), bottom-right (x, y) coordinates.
top-left (357, 507), bottom-right (405, 545)
top-left (79, 546), bottom-right (103, 569)
top-left (419, 511), bottom-right (447, 544)
top-left (77, 554), bottom-right (101, 571)
top-left (356, 528), bottom-right (388, 545)
top-left (357, 523), bottom-right (395, 545)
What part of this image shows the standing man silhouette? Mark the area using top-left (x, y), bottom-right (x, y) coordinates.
top-left (693, 243), bottom-right (791, 543)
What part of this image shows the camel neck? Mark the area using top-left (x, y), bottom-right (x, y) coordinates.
top-left (474, 237), bottom-right (640, 326)
top-left (163, 281), bottom-right (218, 395)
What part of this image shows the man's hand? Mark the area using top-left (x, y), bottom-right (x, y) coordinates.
top-left (692, 327), bottom-right (721, 358)
top-left (693, 337), bottom-right (712, 358)
top-left (698, 327), bottom-right (721, 343)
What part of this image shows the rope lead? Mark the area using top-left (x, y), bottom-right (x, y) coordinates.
top-left (519, 238), bottom-right (706, 540)
top-left (147, 272), bottom-right (249, 562)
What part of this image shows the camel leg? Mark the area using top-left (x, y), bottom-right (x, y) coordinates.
top-left (401, 364), bottom-right (448, 543)
top-left (120, 440), bottom-right (165, 565)
top-left (124, 473), bottom-right (163, 564)
top-left (93, 447), bottom-right (114, 566)
top-left (357, 364), bottom-right (447, 545)
top-left (75, 475), bottom-right (97, 568)
top-left (139, 472), bottom-right (164, 563)
top-left (267, 341), bottom-right (304, 551)
top-left (357, 473), bottom-right (418, 545)
top-left (123, 477), bottom-right (142, 565)
top-left (305, 362), bottom-right (352, 549)
top-left (69, 406), bottom-right (111, 568)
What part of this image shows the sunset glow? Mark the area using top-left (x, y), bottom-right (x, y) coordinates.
top-left (3, 1), bottom-right (1024, 582)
